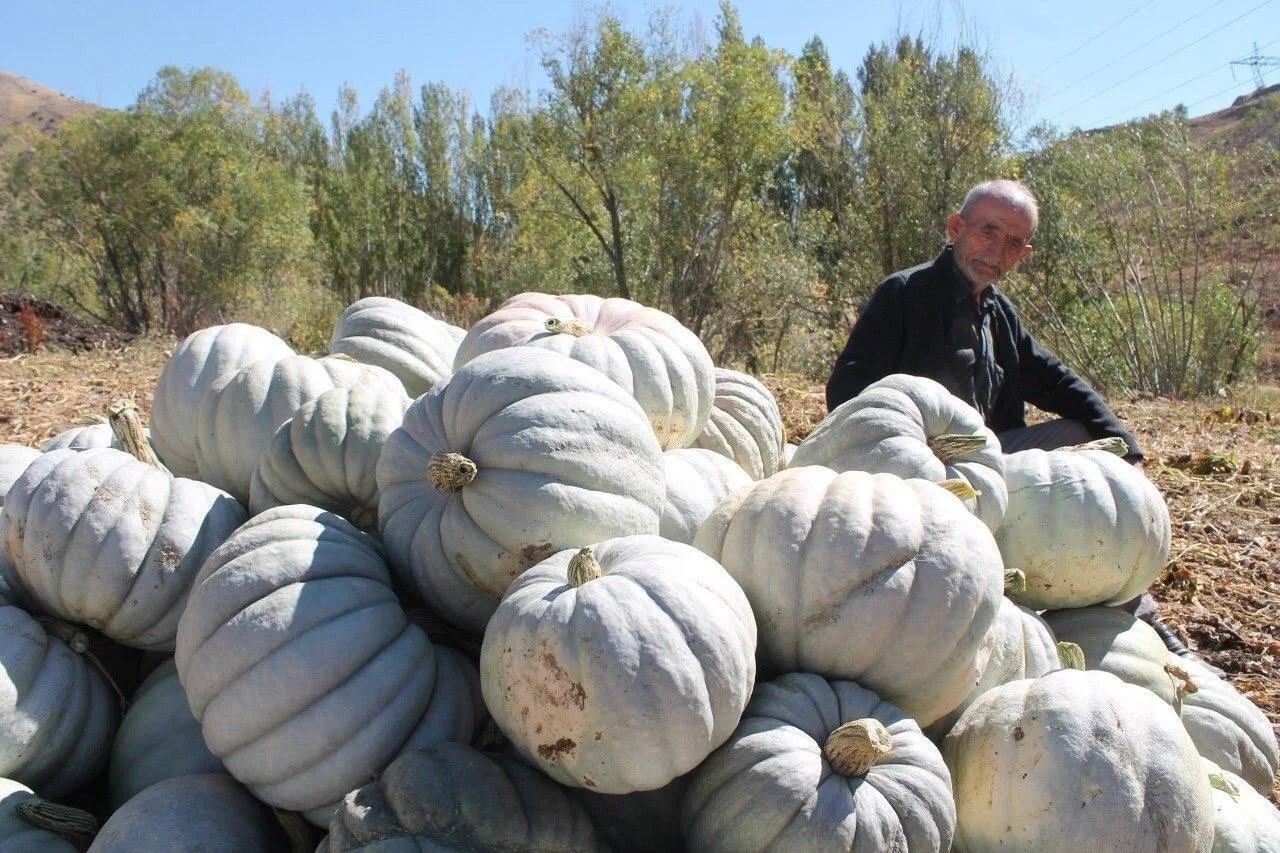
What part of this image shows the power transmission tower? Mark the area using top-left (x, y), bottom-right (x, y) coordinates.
top-left (1231, 42), bottom-right (1280, 90)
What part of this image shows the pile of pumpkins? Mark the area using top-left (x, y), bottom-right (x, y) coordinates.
top-left (0, 292), bottom-right (1276, 852)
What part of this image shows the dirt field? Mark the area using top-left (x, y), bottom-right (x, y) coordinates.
top-left (2, 336), bottom-right (1276, 802)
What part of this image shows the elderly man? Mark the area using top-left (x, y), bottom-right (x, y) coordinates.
top-left (826, 179), bottom-right (1143, 460)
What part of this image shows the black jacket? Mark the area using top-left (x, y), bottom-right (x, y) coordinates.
top-left (826, 247), bottom-right (1142, 459)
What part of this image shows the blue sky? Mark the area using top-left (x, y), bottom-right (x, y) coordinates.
top-left (3, 0), bottom-right (1278, 138)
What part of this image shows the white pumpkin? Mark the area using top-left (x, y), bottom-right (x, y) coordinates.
top-left (152, 323), bottom-right (295, 478)
top-left (1180, 655), bottom-right (1280, 796)
top-left (88, 773), bottom-right (284, 852)
top-left (3, 448), bottom-right (247, 650)
top-left (41, 422), bottom-right (118, 452)
top-left (1043, 606), bottom-right (1187, 710)
top-left (329, 296), bottom-right (466, 397)
top-left (0, 446), bottom-right (40, 502)
top-left (926, 596), bottom-right (1060, 741)
top-left (194, 354), bottom-right (404, 504)
top-left (781, 441), bottom-right (797, 468)
top-left (658, 448), bottom-right (751, 545)
top-left (108, 659), bottom-right (225, 808)
top-left (0, 605), bottom-right (118, 797)
top-left (174, 505), bottom-right (482, 824)
top-left (692, 368), bottom-right (785, 479)
top-left (481, 536), bottom-right (756, 794)
top-left (249, 382), bottom-right (411, 529)
top-left (997, 447), bottom-right (1171, 609)
top-left (694, 466), bottom-right (1003, 725)
top-left (454, 292), bottom-right (714, 449)
top-left (684, 672), bottom-right (956, 851)
top-left (1203, 759), bottom-right (1280, 852)
top-left (378, 347), bottom-right (665, 633)
top-left (943, 668), bottom-right (1214, 852)
top-left (791, 373), bottom-right (1008, 531)
top-left (0, 777), bottom-right (81, 851)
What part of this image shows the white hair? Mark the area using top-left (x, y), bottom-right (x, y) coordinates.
top-left (960, 180), bottom-right (1039, 233)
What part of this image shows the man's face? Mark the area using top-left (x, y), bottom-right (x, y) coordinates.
top-left (946, 198), bottom-right (1035, 289)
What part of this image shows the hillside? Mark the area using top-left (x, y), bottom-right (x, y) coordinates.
top-left (1188, 83), bottom-right (1280, 148)
top-left (0, 70), bottom-right (98, 136)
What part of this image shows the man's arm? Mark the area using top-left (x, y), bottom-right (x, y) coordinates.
top-left (825, 276), bottom-right (906, 411)
top-left (1013, 313), bottom-right (1144, 460)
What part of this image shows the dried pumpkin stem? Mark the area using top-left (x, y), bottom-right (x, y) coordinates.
top-left (928, 433), bottom-right (988, 461)
top-left (545, 317), bottom-right (593, 338)
top-left (322, 352), bottom-right (358, 363)
top-left (1165, 663), bottom-right (1199, 701)
top-left (937, 479), bottom-right (980, 501)
top-left (106, 399), bottom-right (164, 470)
top-left (428, 452), bottom-right (477, 492)
top-left (16, 797), bottom-right (98, 837)
top-left (568, 547), bottom-right (603, 587)
top-left (1065, 437), bottom-right (1129, 457)
top-left (824, 718), bottom-right (893, 776)
top-left (1004, 568), bottom-right (1027, 596)
top-left (1057, 641), bottom-right (1087, 671)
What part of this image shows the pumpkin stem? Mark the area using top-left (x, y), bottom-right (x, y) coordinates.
top-left (824, 718), bottom-right (893, 776)
top-left (568, 547), bottom-right (603, 587)
top-left (15, 797), bottom-right (98, 838)
top-left (428, 452), bottom-right (478, 492)
top-left (1065, 437), bottom-right (1129, 457)
top-left (322, 352), bottom-right (358, 363)
top-left (928, 433), bottom-right (988, 461)
top-left (1004, 568), bottom-right (1027, 595)
top-left (937, 479), bottom-right (980, 501)
top-left (1057, 641), bottom-right (1087, 671)
top-left (273, 808), bottom-right (315, 853)
top-left (1208, 771), bottom-right (1240, 799)
top-left (545, 317), bottom-right (593, 338)
top-left (1165, 662), bottom-right (1199, 701)
top-left (39, 617), bottom-right (129, 714)
top-left (106, 399), bottom-right (164, 470)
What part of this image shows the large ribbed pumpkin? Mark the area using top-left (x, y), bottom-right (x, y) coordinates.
top-left (1180, 655), bottom-right (1280, 796)
top-left (943, 668), bottom-right (1214, 852)
top-left (378, 347), bottom-right (665, 633)
top-left (658, 448), bottom-right (751, 545)
top-left (791, 373), bottom-right (1007, 531)
top-left (249, 382), bottom-right (411, 529)
top-left (1203, 759), bottom-right (1280, 852)
top-left (194, 354), bottom-right (404, 504)
top-left (694, 466), bottom-right (1003, 725)
top-left (684, 672), bottom-right (956, 851)
top-left (997, 447), bottom-right (1171, 609)
top-left (482, 536), bottom-right (756, 793)
top-left (2, 448), bottom-right (246, 650)
top-left (328, 296), bottom-right (466, 397)
top-left (454, 293), bottom-right (714, 449)
top-left (0, 605), bottom-right (118, 797)
top-left (174, 505), bottom-right (482, 824)
top-left (321, 743), bottom-right (605, 852)
top-left (692, 368), bottom-right (784, 480)
top-left (152, 323), bottom-right (295, 478)
top-left (108, 659), bottom-right (224, 808)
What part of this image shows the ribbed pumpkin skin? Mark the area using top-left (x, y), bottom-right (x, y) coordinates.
top-left (41, 422), bottom-right (119, 452)
top-left (0, 777), bottom-right (77, 852)
top-left (194, 354), bottom-right (404, 505)
top-left (174, 505), bottom-right (481, 823)
top-left (249, 383), bottom-right (411, 529)
top-left (2, 448), bottom-right (247, 650)
top-left (152, 323), bottom-right (295, 478)
top-left (323, 743), bottom-right (606, 852)
top-left (454, 292), bottom-right (715, 450)
top-left (997, 448), bottom-right (1171, 609)
top-left (0, 446), bottom-right (40, 501)
top-left (1043, 606), bottom-right (1182, 709)
top-left (927, 597), bottom-right (1060, 741)
top-left (482, 535), bottom-right (756, 794)
top-left (1180, 655), bottom-right (1280, 796)
top-left (378, 348), bottom-right (665, 633)
top-left (0, 605), bottom-right (117, 797)
top-left (692, 368), bottom-right (784, 480)
top-left (791, 374), bottom-right (1007, 531)
top-left (694, 467), bottom-right (1003, 725)
top-left (88, 773), bottom-right (284, 853)
top-left (685, 672), bottom-right (956, 852)
top-left (1204, 759), bottom-right (1280, 852)
top-left (329, 296), bottom-right (466, 397)
top-left (943, 669), bottom-right (1215, 852)
top-left (108, 659), bottom-right (224, 808)
top-left (659, 448), bottom-right (751, 545)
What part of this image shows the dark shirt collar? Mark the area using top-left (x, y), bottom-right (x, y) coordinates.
top-left (939, 245), bottom-right (997, 311)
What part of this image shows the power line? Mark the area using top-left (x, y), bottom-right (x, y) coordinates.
top-left (1185, 75), bottom-right (1260, 110)
top-left (1026, 0), bottom-right (1158, 81)
top-left (1045, 0), bottom-right (1234, 100)
top-left (1049, 0), bottom-right (1275, 122)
